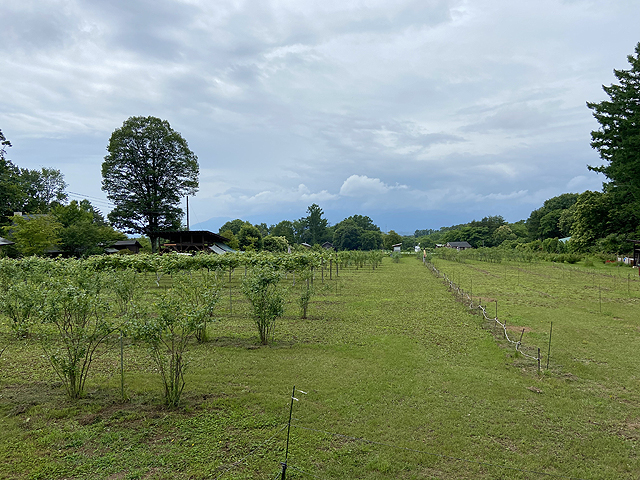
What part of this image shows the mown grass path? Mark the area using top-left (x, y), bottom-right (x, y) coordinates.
top-left (0, 257), bottom-right (637, 479)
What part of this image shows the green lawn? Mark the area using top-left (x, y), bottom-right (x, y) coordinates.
top-left (0, 256), bottom-right (638, 479)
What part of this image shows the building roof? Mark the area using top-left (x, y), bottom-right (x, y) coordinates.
top-left (113, 240), bottom-right (142, 247)
top-left (158, 230), bottom-right (230, 245)
top-left (0, 236), bottom-right (15, 246)
top-left (447, 241), bottom-right (473, 248)
top-left (209, 242), bottom-right (236, 254)
top-left (392, 243), bottom-right (402, 247)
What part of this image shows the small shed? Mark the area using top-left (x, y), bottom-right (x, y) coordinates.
top-left (632, 240), bottom-right (640, 267)
top-left (301, 242), bottom-right (312, 249)
top-left (392, 243), bottom-right (402, 252)
top-left (446, 241), bottom-right (472, 251)
top-left (322, 242), bottom-right (335, 250)
top-left (159, 230), bottom-right (234, 254)
top-left (111, 240), bottom-right (142, 254)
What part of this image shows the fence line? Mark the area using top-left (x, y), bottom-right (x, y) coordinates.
top-left (424, 259), bottom-right (541, 363)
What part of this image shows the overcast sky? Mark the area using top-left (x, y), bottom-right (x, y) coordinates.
top-left (2, 0), bottom-right (639, 234)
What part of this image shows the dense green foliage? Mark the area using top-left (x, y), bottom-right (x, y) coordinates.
top-left (333, 215), bottom-right (383, 250)
top-left (0, 129), bottom-right (67, 220)
top-left (587, 41), bottom-right (640, 204)
top-left (241, 267), bottom-right (285, 345)
top-left (0, 256), bottom-right (639, 478)
top-left (0, 130), bottom-right (123, 257)
top-left (102, 116), bottom-right (199, 252)
top-left (217, 207), bottom-right (386, 251)
top-left (526, 193), bottom-right (578, 240)
top-left (237, 223), bottom-right (263, 251)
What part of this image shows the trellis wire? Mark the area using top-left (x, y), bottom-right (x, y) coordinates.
top-left (425, 261), bottom-right (540, 362)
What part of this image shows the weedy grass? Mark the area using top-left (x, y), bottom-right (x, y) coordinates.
top-left (0, 256), bottom-right (638, 479)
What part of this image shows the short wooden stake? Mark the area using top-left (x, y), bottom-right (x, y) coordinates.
top-left (120, 335), bottom-right (125, 402)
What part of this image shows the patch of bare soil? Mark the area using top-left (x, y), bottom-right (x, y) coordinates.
top-left (506, 326), bottom-right (533, 333)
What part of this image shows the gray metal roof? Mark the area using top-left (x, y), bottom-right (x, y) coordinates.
top-left (113, 240), bottom-right (142, 247)
top-left (0, 237), bottom-right (15, 246)
top-left (447, 241), bottom-right (473, 248)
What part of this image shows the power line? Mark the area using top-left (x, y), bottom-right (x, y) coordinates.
top-left (67, 191), bottom-right (115, 207)
top-left (292, 425), bottom-right (588, 480)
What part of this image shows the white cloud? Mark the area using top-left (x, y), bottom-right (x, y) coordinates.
top-left (339, 175), bottom-right (409, 197)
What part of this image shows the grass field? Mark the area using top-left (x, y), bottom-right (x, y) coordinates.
top-left (0, 255), bottom-right (639, 479)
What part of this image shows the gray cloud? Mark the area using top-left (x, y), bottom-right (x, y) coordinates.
top-left (0, 0), bottom-right (636, 231)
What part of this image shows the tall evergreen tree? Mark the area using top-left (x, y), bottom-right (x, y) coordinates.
top-left (587, 42), bottom-right (640, 203)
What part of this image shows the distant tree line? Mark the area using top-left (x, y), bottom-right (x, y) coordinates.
top-left (217, 205), bottom-right (418, 252)
top-left (411, 42), bottom-right (640, 256)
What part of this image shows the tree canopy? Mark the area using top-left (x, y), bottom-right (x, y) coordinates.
top-left (1, 130), bottom-right (67, 219)
top-left (587, 42), bottom-right (640, 203)
top-left (218, 219), bottom-right (246, 236)
top-left (102, 116), bottom-right (199, 252)
top-left (526, 193), bottom-right (578, 240)
top-left (332, 216), bottom-right (382, 250)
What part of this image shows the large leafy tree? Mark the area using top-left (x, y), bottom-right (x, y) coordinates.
top-left (1, 130), bottom-right (67, 218)
top-left (270, 220), bottom-right (295, 245)
top-left (587, 42), bottom-right (640, 203)
top-left (526, 193), bottom-right (579, 240)
top-left (52, 200), bottom-right (125, 256)
top-left (218, 219), bottom-right (246, 236)
top-left (237, 223), bottom-right (263, 251)
top-left (102, 116), bottom-right (199, 252)
top-left (333, 220), bottom-right (361, 250)
top-left (332, 215), bottom-right (382, 250)
top-left (3, 214), bottom-right (62, 257)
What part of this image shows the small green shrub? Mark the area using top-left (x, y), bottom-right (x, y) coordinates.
top-left (0, 280), bottom-right (43, 338)
top-left (299, 285), bottom-right (314, 319)
top-left (130, 273), bottom-right (217, 408)
top-left (242, 268), bottom-right (285, 345)
top-left (41, 278), bottom-right (113, 399)
top-left (564, 254), bottom-right (582, 264)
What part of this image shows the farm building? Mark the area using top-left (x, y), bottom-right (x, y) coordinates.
top-left (105, 240), bottom-right (143, 254)
top-left (159, 230), bottom-right (234, 254)
top-left (446, 241), bottom-right (473, 250)
top-left (392, 243), bottom-right (402, 252)
top-left (322, 242), bottom-right (335, 250)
